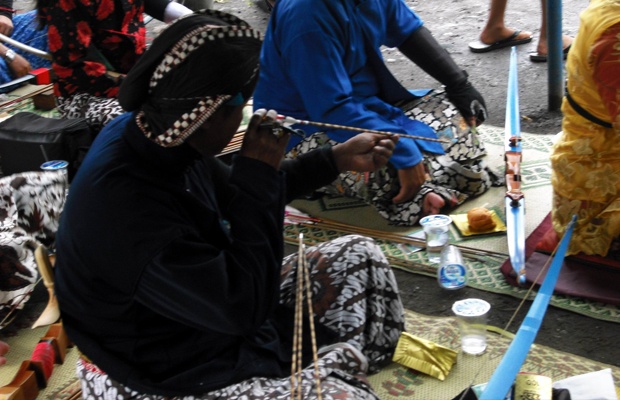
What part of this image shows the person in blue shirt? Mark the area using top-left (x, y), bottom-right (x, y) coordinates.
top-left (254, 0), bottom-right (501, 226)
top-left (0, 10), bottom-right (50, 90)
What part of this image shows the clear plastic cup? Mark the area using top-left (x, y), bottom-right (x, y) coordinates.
top-left (452, 298), bottom-right (490, 355)
top-left (419, 214), bottom-right (452, 263)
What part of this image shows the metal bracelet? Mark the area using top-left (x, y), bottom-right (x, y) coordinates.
top-left (259, 122), bottom-right (305, 139)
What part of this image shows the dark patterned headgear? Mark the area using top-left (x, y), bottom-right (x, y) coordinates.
top-left (118, 10), bottom-right (262, 147)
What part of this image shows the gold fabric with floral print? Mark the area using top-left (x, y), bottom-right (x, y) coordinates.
top-left (551, 0), bottom-right (620, 256)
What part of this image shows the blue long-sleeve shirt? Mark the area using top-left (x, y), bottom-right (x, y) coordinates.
top-left (253, 0), bottom-right (444, 169)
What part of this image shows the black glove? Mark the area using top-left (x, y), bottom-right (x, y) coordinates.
top-left (445, 78), bottom-right (488, 125)
top-left (399, 26), bottom-right (488, 125)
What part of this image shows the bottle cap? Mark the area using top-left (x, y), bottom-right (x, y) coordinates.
top-left (452, 298), bottom-right (490, 317)
top-left (420, 214), bottom-right (452, 227)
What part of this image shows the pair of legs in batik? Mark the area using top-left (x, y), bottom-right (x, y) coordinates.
top-left (286, 89), bottom-right (503, 226)
top-left (77, 235), bottom-right (405, 399)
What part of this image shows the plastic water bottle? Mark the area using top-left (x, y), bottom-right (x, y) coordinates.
top-left (437, 245), bottom-right (467, 290)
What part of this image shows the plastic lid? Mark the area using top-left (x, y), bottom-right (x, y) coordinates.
top-left (41, 160), bottom-right (69, 170)
top-left (419, 214), bottom-right (452, 227)
top-left (452, 298), bottom-right (490, 317)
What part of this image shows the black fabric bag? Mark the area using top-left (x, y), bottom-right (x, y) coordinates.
top-left (0, 112), bottom-right (93, 180)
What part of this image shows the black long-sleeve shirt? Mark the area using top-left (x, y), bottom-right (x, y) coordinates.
top-left (55, 112), bottom-right (340, 396)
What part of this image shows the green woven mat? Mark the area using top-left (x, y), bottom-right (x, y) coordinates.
top-left (0, 85), bottom-right (59, 120)
top-left (367, 309), bottom-right (620, 399)
top-left (283, 224), bottom-right (620, 323)
top-left (284, 126), bottom-right (620, 324)
top-left (4, 306), bottom-right (618, 399)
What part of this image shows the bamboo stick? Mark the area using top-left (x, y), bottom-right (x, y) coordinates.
top-left (285, 214), bottom-right (508, 260)
top-left (0, 84), bottom-right (53, 112)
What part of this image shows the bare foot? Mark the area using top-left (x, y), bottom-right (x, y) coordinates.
top-left (480, 27), bottom-right (532, 45)
top-left (536, 34), bottom-right (573, 56)
top-left (422, 192), bottom-right (445, 216)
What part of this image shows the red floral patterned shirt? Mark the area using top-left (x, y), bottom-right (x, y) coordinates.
top-left (40, 0), bottom-right (147, 99)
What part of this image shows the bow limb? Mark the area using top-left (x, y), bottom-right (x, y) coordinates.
top-left (0, 67), bottom-right (54, 93)
top-left (0, 32), bottom-right (52, 60)
top-left (0, 72), bottom-right (34, 92)
top-left (505, 47), bottom-right (526, 285)
top-left (480, 214), bottom-right (577, 400)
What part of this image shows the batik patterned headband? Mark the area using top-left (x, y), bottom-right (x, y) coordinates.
top-left (137, 95), bottom-right (231, 147)
top-left (137, 10), bottom-right (261, 147)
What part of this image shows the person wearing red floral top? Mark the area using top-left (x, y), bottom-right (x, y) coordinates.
top-left (37, 0), bottom-right (192, 133)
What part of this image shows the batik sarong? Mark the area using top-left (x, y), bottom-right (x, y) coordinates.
top-left (286, 89), bottom-right (502, 226)
top-left (77, 235), bottom-right (405, 399)
top-left (0, 171), bottom-right (67, 326)
top-left (56, 94), bottom-right (123, 134)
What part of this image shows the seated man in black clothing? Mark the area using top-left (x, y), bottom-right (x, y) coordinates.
top-left (55, 9), bottom-right (405, 399)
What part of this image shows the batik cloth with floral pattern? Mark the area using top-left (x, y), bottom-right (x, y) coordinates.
top-left (286, 89), bottom-right (502, 226)
top-left (551, 0), bottom-right (620, 257)
top-left (40, 0), bottom-right (149, 99)
top-left (76, 235), bottom-right (404, 399)
top-left (38, 0), bottom-right (169, 132)
top-left (0, 171), bottom-right (66, 325)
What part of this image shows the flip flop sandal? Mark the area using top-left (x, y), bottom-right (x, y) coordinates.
top-left (529, 44), bottom-right (572, 62)
top-left (468, 30), bottom-right (533, 53)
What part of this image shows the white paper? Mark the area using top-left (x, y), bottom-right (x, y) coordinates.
top-left (553, 369), bottom-right (617, 400)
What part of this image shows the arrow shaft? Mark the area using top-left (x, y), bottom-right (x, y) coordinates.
top-left (277, 114), bottom-right (449, 143)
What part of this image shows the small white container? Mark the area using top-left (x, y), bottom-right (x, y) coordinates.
top-left (452, 298), bottom-right (491, 355)
top-left (419, 214), bottom-right (452, 263)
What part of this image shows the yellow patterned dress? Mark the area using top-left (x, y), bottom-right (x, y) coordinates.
top-left (550, 0), bottom-right (620, 256)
